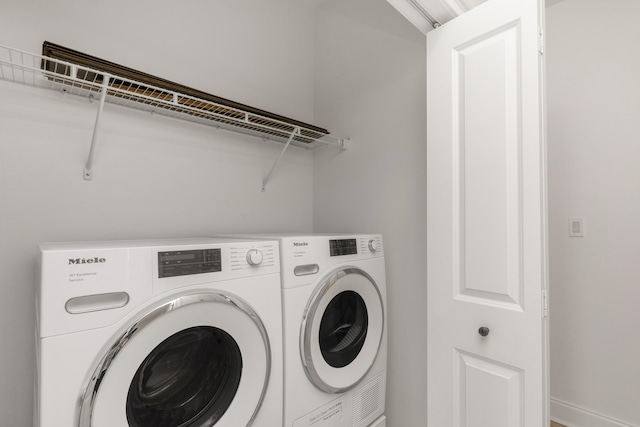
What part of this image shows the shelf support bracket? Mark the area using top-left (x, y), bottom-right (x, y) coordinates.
top-left (83, 74), bottom-right (109, 180)
top-left (261, 127), bottom-right (300, 192)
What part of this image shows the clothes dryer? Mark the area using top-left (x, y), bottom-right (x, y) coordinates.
top-left (232, 234), bottom-right (387, 427)
top-left (369, 415), bottom-right (386, 427)
top-left (36, 238), bottom-right (282, 427)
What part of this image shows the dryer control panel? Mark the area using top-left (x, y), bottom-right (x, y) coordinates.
top-left (329, 239), bottom-right (358, 256)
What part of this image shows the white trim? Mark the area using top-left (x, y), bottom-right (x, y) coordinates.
top-left (386, 0), bottom-right (434, 35)
top-left (551, 397), bottom-right (638, 427)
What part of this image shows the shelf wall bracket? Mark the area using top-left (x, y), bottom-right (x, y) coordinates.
top-left (83, 73), bottom-right (110, 180)
top-left (261, 127), bottom-right (300, 192)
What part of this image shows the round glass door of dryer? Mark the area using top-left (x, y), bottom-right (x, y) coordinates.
top-left (79, 292), bottom-right (271, 427)
top-left (319, 290), bottom-right (369, 368)
top-left (301, 268), bottom-right (384, 393)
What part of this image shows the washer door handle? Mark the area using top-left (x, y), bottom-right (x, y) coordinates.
top-left (66, 292), bottom-right (130, 314)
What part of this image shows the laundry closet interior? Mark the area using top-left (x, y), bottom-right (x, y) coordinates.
top-left (0, 0), bottom-right (638, 426)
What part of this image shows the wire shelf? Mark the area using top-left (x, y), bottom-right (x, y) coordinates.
top-left (0, 44), bottom-right (346, 150)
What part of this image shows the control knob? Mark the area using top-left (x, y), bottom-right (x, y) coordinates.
top-left (246, 249), bottom-right (264, 266)
top-left (368, 239), bottom-right (378, 252)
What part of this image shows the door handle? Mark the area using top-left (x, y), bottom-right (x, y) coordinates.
top-left (478, 326), bottom-right (490, 337)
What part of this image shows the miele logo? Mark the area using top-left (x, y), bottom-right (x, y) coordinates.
top-left (293, 242), bottom-right (309, 247)
top-left (68, 257), bottom-right (106, 265)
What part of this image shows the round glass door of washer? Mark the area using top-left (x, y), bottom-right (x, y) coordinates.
top-left (79, 292), bottom-right (270, 427)
top-left (301, 268), bottom-right (384, 393)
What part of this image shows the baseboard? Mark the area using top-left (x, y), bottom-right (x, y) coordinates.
top-left (551, 397), bottom-right (638, 427)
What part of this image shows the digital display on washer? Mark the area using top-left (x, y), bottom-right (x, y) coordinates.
top-left (158, 248), bottom-right (222, 278)
top-left (162, 253), bottom-right (196, 262)
top-left (329, 239), bottom-right (358, 256)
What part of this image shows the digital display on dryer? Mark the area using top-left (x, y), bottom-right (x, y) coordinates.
top-left (329, 239), bottom-right (357, 256)
top-left (158, 249), bottom-right (222, 278)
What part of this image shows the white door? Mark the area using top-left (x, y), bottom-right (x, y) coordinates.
top-left (426, 0), bottom-right (549, 425)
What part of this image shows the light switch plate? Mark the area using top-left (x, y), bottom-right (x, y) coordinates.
top-left (569, 217), bottom-right (584, 237)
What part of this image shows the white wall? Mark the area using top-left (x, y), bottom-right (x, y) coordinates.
top-left (0, 1), bottom-right (317, 425)
top-left (0, 0), bottom-right (316, 123)
top-left (313, 0), bottom-right (427, 425)
top-left (547, 0), bottom-right (640, 426)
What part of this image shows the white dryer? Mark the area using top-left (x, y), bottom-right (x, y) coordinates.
top-left (238, 234), bottom-right (387, 427)
top-left (36, 238), bottom-right (282, 427)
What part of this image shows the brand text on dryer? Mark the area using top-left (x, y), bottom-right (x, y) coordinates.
top-left (293, 242), bottom-right (309, 247)
top-left (68, 257), bottom-right (106, 265)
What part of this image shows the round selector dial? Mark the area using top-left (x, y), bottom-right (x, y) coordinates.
top-left (246, 249), bottom-right (264, 266)
top-left (368, 239), bottom-right (378, 252)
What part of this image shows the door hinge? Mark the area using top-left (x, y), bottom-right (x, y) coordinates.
top-left (542, 290), bottom-right (549, 317)
top-left (538, 28), bottom-right (545, 55)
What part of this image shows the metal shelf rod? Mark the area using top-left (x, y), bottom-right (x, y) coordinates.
top-left (84, 74), bottom-right (109, 181)
top-left (262, 127), bottom-right (299, 192)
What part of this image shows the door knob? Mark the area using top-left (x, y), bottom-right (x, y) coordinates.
top-left (478, 327), bottom-right (490, 337)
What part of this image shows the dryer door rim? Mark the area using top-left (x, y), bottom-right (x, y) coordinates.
top-left (300, 267), bottom-right (384, 394)
top-left (79, 291), bottom-right (271, 427)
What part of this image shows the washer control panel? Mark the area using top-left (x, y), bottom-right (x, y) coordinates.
top-left (158, 248), bottom-right (222, 278)
top-left (152, 240), bottom-right (279, 292)
top-left (229, 243), bottom-right (276, 271)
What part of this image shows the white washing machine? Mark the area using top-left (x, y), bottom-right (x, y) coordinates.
top-left (36, 238), bottom-right (282, 427)
top-left (232, 234), bottom-right (387, 427)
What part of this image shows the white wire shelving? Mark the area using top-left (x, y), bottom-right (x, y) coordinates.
top-left (0, 44), bottom-right (347, 187)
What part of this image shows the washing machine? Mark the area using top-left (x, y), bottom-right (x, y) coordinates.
top-left (230, 234), bottom-right (387, 427)
top-left (35, 238), bottom-right (282, 427)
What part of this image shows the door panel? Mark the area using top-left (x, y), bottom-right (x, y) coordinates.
top-left (453, 21), bottom-right (523, 310)
top-left (427, 0), bottom-right (548, 425)
top-left (454, 350), bottom-right (524, 427)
